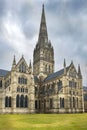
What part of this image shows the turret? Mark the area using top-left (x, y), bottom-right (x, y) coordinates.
top-left (12, 55), bottom-right (16, 70)
top-left (29, 60), bottom-right (32, 74)
top-left (64, 59), bottom-right (66, 75)
top-left (78, 64), bottom-right (82, 79)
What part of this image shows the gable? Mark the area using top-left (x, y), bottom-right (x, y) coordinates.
top-left (67, 63), bottom-right (78, 78)
top-left (16, 57), bottom-right (29, 73)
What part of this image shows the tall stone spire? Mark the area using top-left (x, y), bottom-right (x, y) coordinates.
top-left (38, 4), bottom-right (48, 44)
top-left (33, 4), bottom-right (54, 76)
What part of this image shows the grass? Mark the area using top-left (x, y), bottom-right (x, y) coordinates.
top-left (0, 113), bottom-right (87, 130)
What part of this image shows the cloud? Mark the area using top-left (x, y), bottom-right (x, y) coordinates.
top-left (0, 0), bottom-right (87, 85)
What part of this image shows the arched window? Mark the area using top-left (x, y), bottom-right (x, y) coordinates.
top-left (22, 87), bottom-right (24, 92)
top-left (0, 80), bottom-right (2, 87)
top-left (50, 98), bottom-right (53, 109)
top-left (17, 86), bottom-right (20, 92)
top-left (20, 95), bottom-right (24, 108)
top-left (62, 98), bottom-right (64, 108)
top-left (60, 98), bottom-right (62, 108)
top-left (21, 88), bottom-right (22, 92)
top-left (35, 100), bottom-right (37, 109)
top-left (5, 96), bottom-right (9, 107)
top-left (25, 95), bottom-right (28, 108)
top-left (9, 97), bottom-right (11, 107)
top-left (5, 96), bottom-right (12, 107)
top-left (18, 77), bottom-right (20, 84)
top-left (60, 98), bottom-right (64, 108)
top-left (73, 97), bottom-right (75, 108)
top-left (16, 95), bottom-right (20, 108)
top-left (70, 97), bottom-right (72, 108)
top-left (19, 63), bottom-right (26, 73)
top-left (18, 77), bottom-right (27, 84)
top-left (25, 79), bottom-right (27, 84)
top-left (58, 80), bottom-right (62, 92)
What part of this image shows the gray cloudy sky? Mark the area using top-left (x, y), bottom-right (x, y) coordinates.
top-left (0, 0), bottom-right (87, 85)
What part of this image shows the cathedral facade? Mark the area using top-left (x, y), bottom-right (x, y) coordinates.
top-left (0, 5), bottom-right (84, 113)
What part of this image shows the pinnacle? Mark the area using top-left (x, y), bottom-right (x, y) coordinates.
top-left (13, 55), bottom-right (16, 65)
top-left (38, 4), bottom-right (48, 44)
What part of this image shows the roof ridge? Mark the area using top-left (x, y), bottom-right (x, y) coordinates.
top-left (0, 69), bottom-right (9, 71)
top-left (44, 65), bottom-right (70, 82)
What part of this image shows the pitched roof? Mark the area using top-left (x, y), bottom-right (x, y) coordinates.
top-left (44, 66), bottom-right (69, 82)
top-left (83, 86), bottom-right (87, 91)
top-left (0, 69), bottom-right (9, 77)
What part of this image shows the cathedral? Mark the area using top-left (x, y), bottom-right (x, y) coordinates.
top-left (0, 5), bottom-right (84, 113)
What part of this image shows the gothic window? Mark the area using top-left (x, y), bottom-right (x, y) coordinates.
top-left (20, 95), bottom-right (24, 108)
top-left (62, 98), bottom-right (64, 108)
top-left (44, 99), bottom-right (46, 109)
top-left (25, 88), bottom-right (28, 93)
top-left (0, 80), bottom-right (2, 88)
top-left (73, 97), bottom-right (75, 108)
top-left (16, 95), bottom-right (20, 107)
top-left (18, 77), bottom-right (20, 84)
top-left (25, 95), bottom-right (28, 108)
top-left (23, 88), bottom-right (24, 92)
top-left (57, 80), bottom-right (62, 92)
top-left (50, 98), bottom-right (53, 109)
top-left (69, 71), bottom-right (76, 78)
top-left (21, 88), bottom-right (23, 92)
top-left (18, 77), bottom-right (27, 84)
top-left (60, 98), bottom-right (64, 108)
top-left (19, 63), bottom-right (26, 73)
top-left (25, 78), bottom-right (27, 84)
top-left (50, 83), bottom-right (55, 94)
top-left (9, 97), bottom-right (11, 107)
top-left (16, 95), bottom-right (28, 108)
top-left (35, 100), bottom-right (38, 109)
top-left (60, 98), bottom-right (62, 108)
top-left (5, 96), bottom-right (8, 107)
top-left (17, 86), bottom-right (20, 92)
top-left (70, 97), bottom-right (72, 108)
top-left (69, 81), bottom-right (77, 88)
top-left (5, 96), bottom-right (11, 107)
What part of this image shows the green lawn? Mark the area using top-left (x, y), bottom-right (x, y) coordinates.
top-left (0, 113), bottom-right (87, 130)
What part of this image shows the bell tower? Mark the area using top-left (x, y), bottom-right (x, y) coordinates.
top-left (33, 4), bottom-right (54, 77)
